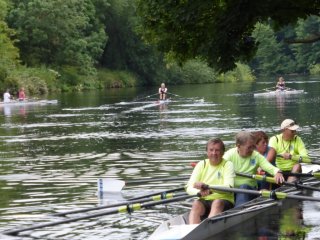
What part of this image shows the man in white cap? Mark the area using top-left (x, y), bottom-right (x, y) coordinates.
top-left (266, 119), bottom-right (309, 182)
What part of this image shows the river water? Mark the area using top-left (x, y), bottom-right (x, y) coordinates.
top-left (1, 76), bottom-right (320, 239)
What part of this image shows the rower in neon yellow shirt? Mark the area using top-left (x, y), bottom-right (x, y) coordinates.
top-left (186, 138), bottom-right (235, 224)
top-left (223, 131), bottom-right (284, 207)
top-left (267, 119), bottom-right (309, 182)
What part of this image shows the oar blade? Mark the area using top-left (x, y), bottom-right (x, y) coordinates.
top-left (97, 178), bottom-right (125, 192)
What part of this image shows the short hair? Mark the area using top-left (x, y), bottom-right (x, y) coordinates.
top-left (206, 138), bottom-right (225, 152)
top-left (252, 131), bottom-right (268, 144)
top-left (235, 131), bottom-right (255, 145)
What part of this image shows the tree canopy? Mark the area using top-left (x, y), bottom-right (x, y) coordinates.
top-left (136, 0), bottom-right (320, 73)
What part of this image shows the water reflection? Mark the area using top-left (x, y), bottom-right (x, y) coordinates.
top-left (0, 79), bottom-right (320, 239)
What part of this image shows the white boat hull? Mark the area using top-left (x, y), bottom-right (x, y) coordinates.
top-left (254, 89), bottom-right (304, 97)
top-left (0, 99), bottom-right (58, 106)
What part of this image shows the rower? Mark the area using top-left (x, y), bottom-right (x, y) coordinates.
top-left (3, 89), bottom-right (11, 102)
top-left (253, 131), bottom-right (276, 190)
top-left (186, 138), bottom-right (235, 224)
top-left (266, 119), bottom-right (309, 182)
top-left (18, 87), bottom-right (26, 101)
top-left (158, 83), bottom-right (167, 100)
top-left (223, 131), bottom-right (284, 207)
top-left (276, 76), bottom-right (286, 91)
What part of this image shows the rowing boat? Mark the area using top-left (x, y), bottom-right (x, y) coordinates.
top-left (0, 99), bottom-right (58, 106)
top-left (148, 174), bottom-right (319, 240)
top-left (254, 89), bottom-right (304, 97)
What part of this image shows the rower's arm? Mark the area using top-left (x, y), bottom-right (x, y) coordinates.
top-left (266, 147), bottom-right (276, 163)
top-left (222, 160), bottom-right (235, 188)
top-left (293, 137), bottom-right (310, 163)
top-left (186, 160), bottom-right (204, 195)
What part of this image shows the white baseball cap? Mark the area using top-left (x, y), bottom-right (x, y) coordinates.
top-left (280, 119), bottom-right (299, 130)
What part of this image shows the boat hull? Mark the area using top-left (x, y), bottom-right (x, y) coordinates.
top-left (254, 90), bottom-right (304, 97)
top-left (0, 99), bottom-right (58, 106)
top-left (149, 176), bottom-right (319, 240)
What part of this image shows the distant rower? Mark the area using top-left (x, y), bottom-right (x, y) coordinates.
top-left (158, 83), bottom-right (167, 100)
top-left (276, 76), bottom-right (286, 91)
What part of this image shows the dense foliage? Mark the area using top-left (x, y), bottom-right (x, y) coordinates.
top-left (7, 0), bottom-right (107, 74)
top-left (136, 0), bottom-right (320, 73)
top-left (0, 0), bottom-right (320, 96)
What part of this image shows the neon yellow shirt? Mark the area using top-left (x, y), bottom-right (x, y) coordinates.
top-left (186, 158), bottom-right (235, 204)
top-left (223, 148), bottom-right (280, 188)
top-left (269, 134), bottom-right (309, 171)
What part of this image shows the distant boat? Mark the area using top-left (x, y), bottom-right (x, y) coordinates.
top-left (254, 89), bottom-right (305, 97)
top-left (0, 99), bottom-right (58, 106)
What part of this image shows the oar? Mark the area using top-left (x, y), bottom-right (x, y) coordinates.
top-left (203, 185), bottom-right (320, 202)
top-left (276, 154), bottom-right (320, 165)
top-left (3, 194), bottom-right (198, 236)
top-left (129, 186), bottom-right (186, 200)
top-left (98, 176), bottom-right (189, 192)
top-left (236, 172), bottom-right (320, 192)
top-left (133, 93), bottom-right (159, 102)
top-left (54, 188), bottom-right (187, 216)
top-left (282, 172), bottom-right (320, 179)
top-left (166, 92), bottom-right (182, 98)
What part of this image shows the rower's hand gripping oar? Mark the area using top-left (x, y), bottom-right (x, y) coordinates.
top-left (201, 185), bottom-right (320, 202)
top-left (3, 193), bottom-right (199, 236)
top-left (236, 172), bottom-right (320, 192)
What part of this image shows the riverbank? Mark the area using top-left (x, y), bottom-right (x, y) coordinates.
top-left (1, 62), bottom-right (255, 98)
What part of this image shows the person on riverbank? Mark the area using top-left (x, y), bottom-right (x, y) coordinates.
top-left (18, 87), bottom-right (26, 101)
top-left (186, 138), bottom-right (235, 224)
top-left (3, 89), bottom-right (11, 102)
top-left (266, 119), bottom-right (309, 182)
top-left (158, 83), bottom-right (167, 100)
top-left (276, 76), bottom-right (286, 91)
top-left (223, 131), bottom-right (284, 207)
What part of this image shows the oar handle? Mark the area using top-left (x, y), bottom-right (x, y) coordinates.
top-left (236, 172), bottom-right (276, 184)
top-left (236, 172), bottom-right (320, 192)
top-left (205, 185), bottom-right (320, 202)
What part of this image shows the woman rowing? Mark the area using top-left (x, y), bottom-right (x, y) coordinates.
top-left (158, 83), bottom-right (167, 100)
top-left (276, 76), bottom-right (286, 91)
top-left (253, 131), bottom-right (276, 190)
top-left (18, 87), bottom-right (26, 101)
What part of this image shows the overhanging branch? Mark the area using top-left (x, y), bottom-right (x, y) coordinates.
top-left (285, 33), bottom-right (320, 44)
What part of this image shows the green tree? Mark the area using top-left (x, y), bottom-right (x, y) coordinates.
top-left (7, 0), bottom-right (107, 75)
top-left (100, 0), bottom-right (168, 85)
top-left (251, 24), bottom-right (296, 75)
top-left (136, 0), bottom-right (320, 73)
top-left (292, 16), bottom-right (320, 73)
top-left (0, 0), bottom-right (20, 82)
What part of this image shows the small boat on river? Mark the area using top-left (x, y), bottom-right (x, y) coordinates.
top-left (0, 99), bottom-right (58, 107)
top-left (148, 174), bottom-right (319, 240)
top-left (254, 89), bottom-right (304, 97)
